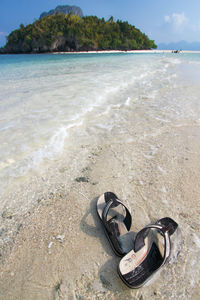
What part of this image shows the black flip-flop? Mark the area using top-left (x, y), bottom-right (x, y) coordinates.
top-left (96, 192), bottom-right (134, 257)
top-left (118, 217), bottom-right (180, 288)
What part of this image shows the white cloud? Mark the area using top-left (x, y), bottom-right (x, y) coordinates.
top-left (164, 12), bottom-right (188, 30)
top-left (172, 13), bottom-right (188, 28)
top-left (0, 32), bottom-right (7, 36)
top-left (156, 11), bottom-right (200, 43)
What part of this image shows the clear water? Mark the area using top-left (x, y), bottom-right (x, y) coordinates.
top-left (0, 52), bottom-right (200, 199)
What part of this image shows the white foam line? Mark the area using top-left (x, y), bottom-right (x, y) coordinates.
top-left (98, 102), bottom-right (122, 117)
top-left (17, 121), bottom-right (84, 176)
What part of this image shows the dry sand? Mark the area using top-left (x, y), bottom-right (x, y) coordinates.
top-left (0, 124), bottom-right (200, 300)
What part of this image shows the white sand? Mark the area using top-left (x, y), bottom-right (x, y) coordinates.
top-left (53, 49), bottom-right (200, 54)
top-left (0, 124), bottom-right (200, 300)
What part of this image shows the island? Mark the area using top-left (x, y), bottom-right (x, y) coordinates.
top-left (0, 13), bottom-right (156, 54)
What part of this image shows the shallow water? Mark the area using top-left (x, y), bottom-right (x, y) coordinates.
top-left (0, 52), bottom-right (200, 210)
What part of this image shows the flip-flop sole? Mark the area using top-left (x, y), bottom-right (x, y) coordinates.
top-left (118, 230), bottom-right (164, 288)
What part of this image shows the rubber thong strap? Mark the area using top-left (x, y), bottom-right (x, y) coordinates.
top-left (134, 224), bottom-right (171, 265)
top-left (102, 192), bottom-right (132, 232)
top-left (156, 217), bottom-right (178, 236)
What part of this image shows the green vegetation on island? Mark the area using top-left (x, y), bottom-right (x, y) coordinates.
top-left (1, 14), bottom-right (157, 53)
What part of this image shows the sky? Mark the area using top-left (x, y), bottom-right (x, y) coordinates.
top-left (1, 0), bottom-right (200, 47)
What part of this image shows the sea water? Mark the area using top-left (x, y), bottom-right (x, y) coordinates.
top-left (0, 52), bottom-right (200, 211)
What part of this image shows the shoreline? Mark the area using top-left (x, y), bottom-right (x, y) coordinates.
top-left (1, 49), bottom-right (200, 55)
top-left (53, 49), bottom-right (200, 54)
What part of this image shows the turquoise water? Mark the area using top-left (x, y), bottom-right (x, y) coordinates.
top-left (0, 52), bottom-right (200, 198)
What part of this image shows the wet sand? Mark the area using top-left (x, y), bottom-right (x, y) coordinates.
top-left (0, 123), bottom-right (200, 300)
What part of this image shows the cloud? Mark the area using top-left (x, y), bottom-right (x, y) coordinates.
top-left (155, 11), bottom-right (200, 43)
top-left (164, 12), bottom-right (188, 30)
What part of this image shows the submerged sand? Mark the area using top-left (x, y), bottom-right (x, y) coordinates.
top-left (0, 124), bottom-right (200, 300)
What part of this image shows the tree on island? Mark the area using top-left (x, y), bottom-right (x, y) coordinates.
top-left (0, 14), bottom-right (157, 53)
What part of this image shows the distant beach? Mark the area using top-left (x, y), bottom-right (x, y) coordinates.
top-left (53, 49), bottom-right (200, 54)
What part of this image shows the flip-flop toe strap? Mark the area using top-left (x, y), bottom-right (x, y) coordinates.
top-left (102, 193), bottom-right (132, 233)
top-left (134, 224), bottom-right (171, 265)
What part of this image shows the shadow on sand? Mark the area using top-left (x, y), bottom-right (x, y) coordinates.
top-left (80, 196), bottom-right (133, 293)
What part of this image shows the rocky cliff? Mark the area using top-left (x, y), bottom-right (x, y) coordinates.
top-left (39, 5), bottom-right (83, 19)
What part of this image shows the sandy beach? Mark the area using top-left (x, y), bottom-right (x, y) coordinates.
top-left (53, 49), bottom-right (200, 54)
top-left (0, 121), bottom-right (200, 300)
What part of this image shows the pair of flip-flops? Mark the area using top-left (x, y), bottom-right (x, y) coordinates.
top-left (96, 191), bottom-right (180, 289)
